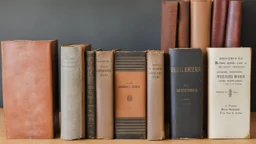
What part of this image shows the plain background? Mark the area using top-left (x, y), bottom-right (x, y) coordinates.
top-left (0, 0), bottom-right (255, 111)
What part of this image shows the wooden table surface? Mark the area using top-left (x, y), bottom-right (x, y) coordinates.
top-left (0, 108), bottom-right (256, 144)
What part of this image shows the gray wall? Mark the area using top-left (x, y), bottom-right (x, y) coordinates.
top-left (0, 0), bottom-right (255, 111)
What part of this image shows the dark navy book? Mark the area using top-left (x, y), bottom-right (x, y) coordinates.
top-left (170, 48), bottom-right (203, 139)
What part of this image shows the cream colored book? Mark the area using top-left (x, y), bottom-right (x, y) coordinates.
top-left (61, 44), bottom-right (91, 140)
top-left (207, 48), bottom-right (251, 139)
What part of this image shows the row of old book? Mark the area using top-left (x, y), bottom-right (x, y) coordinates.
top-left (163, 0), bottom-right (242, 50)
top-left (1, 40), bottom-right (251, 140)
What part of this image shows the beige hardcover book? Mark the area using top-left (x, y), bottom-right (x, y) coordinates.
top-left (61, 44), bottom-right (91, 140)
top-left (96, 51), bottom-right (114, 139)
top-left (207, 48), bottom-right (251, 139)
top-left (147, 50), bottom-right (165, 140)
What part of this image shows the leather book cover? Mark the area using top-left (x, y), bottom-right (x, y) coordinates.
top-left (147, 51), bottom-right (164, 140)
top-left (161, 1), bottom-right (178, 52)
top-left (1, 40), bottom-right (59, 139)
top-left (60, 44), bottom-right (91, 140)
top-left (207, 48), bottom-right (251, 139)
top-left (225, 0), bottom-right (242, 47)
top-left (178, 1), bottom-right (190, 48)
top-left (115, 51), bottom-right (146, 139)
top-left (191, 0), bottom-right (212, 136)
top-left (211, 0), bottom-right (229, 47)
top-left (96, 51), bottom-right (114, 139)
top-left (86, 49), bottom-right (101, 139)
top-left (161, 1), bottom-right (178, 138)
top-left (170, 48), bottom-right (203, 139)
top-left (191, 0), bottom-right (212, 54)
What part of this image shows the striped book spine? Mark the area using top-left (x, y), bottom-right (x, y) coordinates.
top-left (115, 51), bottom-right (146, 139)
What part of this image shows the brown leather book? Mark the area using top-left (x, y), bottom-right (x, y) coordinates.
top-left (1, 40), bottom-right (59, 139)
top-left (161, 1), bottom-right (178, 52)
top-left (115, 51), bottom-right (146, 139)
top-left (225, 0), bottom-right (242, 47)
top-left (161, 1), bottom-right (178, 138)
top-left (191, 0), bottom-right (212, 52)
top-left (96, 50), bottom-right (114, 139)
top-left (147, 51), bottom-right (165, 140)
top-left (178, 1), bottom-right (190, 48)
top-left (211, 0), bottom-right (229, 47)
top-left (191, 0), bottom-right (212, 137)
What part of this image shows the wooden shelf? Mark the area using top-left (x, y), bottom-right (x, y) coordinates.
top-left (1, 108), bottom-right (256, 144)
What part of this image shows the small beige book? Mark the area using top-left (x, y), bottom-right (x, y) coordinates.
top-left (96, 50), bottom-right (115, 139)
top-left (147, 50), bottom-right (165, 140)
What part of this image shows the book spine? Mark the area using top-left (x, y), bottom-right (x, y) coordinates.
top-left (161, 1), bottom-right (178, 52)
top-left (161, 1), bottom-right (178, 138)
top-left (211, 0), bottom-right (229, 47)
top-left (61, 46), bottom-right (86, 140)
top-left (115, 51), bottom-right (146, 139)
top-left (191, 0), bottom-right (212, 53)
top-left (96, 51), bottom-right (114, 139)
top-left (86, 51), bottom-right (96, 139)
top-left (207, 48), bottom-right (251, 139)
top-left (50, 41), bottom-right (60, 137)
top-left (147, 51), bottom-right (165, 140)
top-left (164, 53), bottom-right (171, 139)
top-left (191, 0), bottom-right (212, 136)
top-left (225, 0), bottom-right (242, 47)
top-left (170, 48), bottom-right (203, 139)
top-left (178, 1), bottom-right (190, 48)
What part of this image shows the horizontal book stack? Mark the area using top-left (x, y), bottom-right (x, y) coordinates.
top-left (0, 0), bottom-right (251, 142)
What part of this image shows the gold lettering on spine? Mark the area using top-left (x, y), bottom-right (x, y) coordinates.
top-left (171, 67), bottom-right (201, 72)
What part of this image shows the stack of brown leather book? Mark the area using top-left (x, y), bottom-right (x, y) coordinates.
top-left (161, 0), bottom-right (243, 50)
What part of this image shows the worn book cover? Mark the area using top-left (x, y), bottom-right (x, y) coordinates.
top-left (208, 48), bottom-right (251, 139)
top-left (225, 0), bottom-right (243, 47)
top-left (161, 1), bottom-right (178, 52)
top-left (61, 44), bottom-right (91, 140)
top-left (147, 50), bottom-right (165, 140)
top-left (96, 50), bottom-right (115, 139)
top-left (178, 1), bottom-right (190, 48)
top-left (115, 51), bottom-right (146, 139)
top-left (211, 0), bottom-right (229, 47)
top-left (170, 48), bottom-right (203, 139)
top-left (161, 1), bottom-right (178, 138)
top-left (1, 40), bottom-right (59, 139)
top-left (86, 49), bottom-right (101, 139)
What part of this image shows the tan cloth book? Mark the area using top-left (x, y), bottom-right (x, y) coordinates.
top-left (96, 51), bottom-right (114, 139)
top-left (147, 50), bottom-right (165, 140)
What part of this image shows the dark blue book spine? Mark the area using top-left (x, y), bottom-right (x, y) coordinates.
top-left (170, 48), bottom-right (203, 139)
